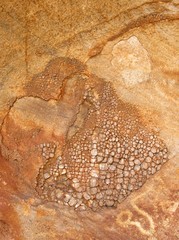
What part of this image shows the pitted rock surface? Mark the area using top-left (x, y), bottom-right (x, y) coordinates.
top-left (35, 64), bottom-right (168, 211)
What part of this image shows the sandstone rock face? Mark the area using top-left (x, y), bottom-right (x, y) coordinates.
top-left (0, 1), bottom-right (178, 240)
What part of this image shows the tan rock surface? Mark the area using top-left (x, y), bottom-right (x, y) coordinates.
top-left (0, 0), bottom-right (179, 240)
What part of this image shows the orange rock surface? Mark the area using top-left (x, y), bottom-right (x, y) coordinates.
top-left (0, 0), bottom-right (178, 239)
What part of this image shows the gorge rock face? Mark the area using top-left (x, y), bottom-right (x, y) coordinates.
top-left (0, 0), bottom-right (178, 240)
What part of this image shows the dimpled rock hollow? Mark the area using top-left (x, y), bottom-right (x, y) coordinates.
top-left (35, 61), bottom-right (168, 211)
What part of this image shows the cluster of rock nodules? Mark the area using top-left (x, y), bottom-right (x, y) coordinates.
top-left (36, 82), bottom-right (168, 211)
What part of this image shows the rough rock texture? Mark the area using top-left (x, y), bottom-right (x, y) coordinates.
top-left (0, 0), bottom-right (179, 240)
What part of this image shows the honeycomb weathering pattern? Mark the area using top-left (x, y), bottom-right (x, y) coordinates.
top-left (35, 59), bottom-right (168, 211)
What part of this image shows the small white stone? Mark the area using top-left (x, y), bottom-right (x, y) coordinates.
top-left (57, 156), bottom-right (62, 161)
top-left (119, 159), bottom-right (125, 165)
top-left (108, 156), bottom-right (114, 164)
top-left (64, 194), bottom-right (71, 203)
top-left (128, 185), bottom-right (133, 191)
top-left (56, 189), bottom-right (63, 199)
top-left (72, 178), bottom-right (79, 183)
top-left (105, 179), bottom-right (110, 184)
top-left (151, 147), bottom-right (157, 153)
top-left (92, 143), bottom-right (97, 149)
top-left (106, 200), bottom-right (114, 207)
top-left (129, 161), bottom-right (134, 166)
top-left (111, 151), bottom-right (115, 156)
top-left (58, 164), bottom-right (64, 169)
top-left (146, 156), bottom-right (151, 162)
top-left (90, 170), bottom-right (99, 178)
top-left (40, 144), bottom-right (44, 148)
top-left (149, 152), bottom-right (153, 157)
top-left (96, 192), bottom-right (103, 199)
top-left (97, 156), bottom-right (103, 162)
top-left (105, 149), bottom-right (109, 155)
top-left (117, 148), bottom-right (121, 153)
top-left (91, 149), bottom-right (98, 156)
top-left (134, 165), bottom-right (140, 171)
top-left (99, 163), bottom-right (108, 171)
top-left (49, 153), bottom-right (54, 158)
top-left (151, 167), bottom-right (156, 174)
top-left (134, 159), bottom-right (140, 165)
top-left (109, 165), bottom-right (116, 171)
top-left (116, 184), bottom-right (121, 190)
top-left (91, 157), bottom-right (96, 163)
top-left (83, 192), bottom-right (90, 200)
top-left (44, 173), bottom-right (50, 179)
top-left (129, 156), bottom-right (135, 161)
top-left (74, 200), bottom-right (82, 209)
top-left (90, 187), bottom-right (98, 195)
top-left (72, 182), bottom-right (80, 189)
top-left (61, 169), bottom-right (66, 175)
top-left (68, 197), bottom-right (77, 207)
top-left (106, 189), bottom-right (113, 195)
top-left (141, 162), bottom-right (148, 169)
top-left (124, 170), bottom-right (129, 177)
top-left (89, 178), bottom-right (98, 187)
